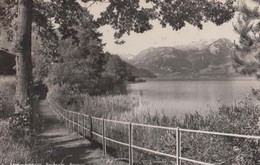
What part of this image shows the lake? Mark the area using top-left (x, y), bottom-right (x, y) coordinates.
top-left (126, 79), bottom-right (260, 116)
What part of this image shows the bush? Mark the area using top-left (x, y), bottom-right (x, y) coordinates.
top-left (0, 120), bottom-right (50, 164)
top-left (0, 76), bottom-right (15, 118)
top-left (0, 77), bottom-right (50, 164)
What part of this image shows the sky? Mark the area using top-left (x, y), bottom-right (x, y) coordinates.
top-left (81, 1), bottom-right (252, 55)
top-left (99, 20), bottom-right (239, 55)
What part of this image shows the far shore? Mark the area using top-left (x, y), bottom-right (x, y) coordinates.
top-left (140, 76), bottom-right (258, 81)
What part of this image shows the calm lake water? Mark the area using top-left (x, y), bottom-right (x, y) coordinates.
top-left (126, 79), bottom-right (260, 116)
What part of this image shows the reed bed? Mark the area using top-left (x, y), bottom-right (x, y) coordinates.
top-left (53, 93), bottom-right (260, 164)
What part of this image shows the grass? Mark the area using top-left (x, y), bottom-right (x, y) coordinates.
top-left (0, 120), bottom-right (31, 164)
top-left (0, 120), bottom-right (50, 164)
top-left (0, 76), bottom-right (51, 164)
top-left (52, 92), bottom-right (260, 164)
top-left (0, 76), bottom-right (15, 118)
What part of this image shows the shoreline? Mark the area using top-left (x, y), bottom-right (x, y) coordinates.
top-left (142, 76), bottom-right (258, 81)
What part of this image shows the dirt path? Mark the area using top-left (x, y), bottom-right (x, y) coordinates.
top-left (37, 100), bottom-right (126, 165)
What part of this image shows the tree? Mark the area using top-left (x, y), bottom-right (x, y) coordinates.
top-left (233, 0), bottom-right (260, 77)
top-left (102, 53), bottom-right (130, 84)
top-left (47, 11), bottom-right (104, 95)
top-left (0, 0), bottom-right (236, 122)
top-left (1, 0), bottom-right (84, 120)
top-left (99, 52), bottom-right (132, 93)
top-left (14, 0), bottom-right (33, 121)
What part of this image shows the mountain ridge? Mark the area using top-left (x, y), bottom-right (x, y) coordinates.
top-left (129, 38), bottom-right (238, 78)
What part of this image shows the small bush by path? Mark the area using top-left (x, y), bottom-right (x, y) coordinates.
top-left (0, 76), bottom-right (51, 164)
top-left (0, 76), bottom-right (15, 118)
top-left (0, 120), bottom-right (51, 164)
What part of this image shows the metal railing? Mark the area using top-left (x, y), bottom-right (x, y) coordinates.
top-left (47, 96), bottom-right (260, 165)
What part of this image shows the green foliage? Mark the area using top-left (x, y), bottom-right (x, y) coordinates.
top-left (99, 53), bottom-right (132, 93)
top-left (0, 76), bottom-right (15, 118)
top-left (103, 53), bottom-right (130, 84)
top-left (98, 0), bottom-right (235, 43)
top-left (48, 45), bottom-right (132, 95)
top-left (0, 79), bottom-right (50, 164)
top-left (48, 39), bottom-right (103, 95)
top-left (40, 10), bottom-right (104, 95)
top-left (1, 0), bottom-right (236, 45)
top-left (0, 120), bottom-right (51, 164)
top-left (234, 1), bottom-right (260, 77)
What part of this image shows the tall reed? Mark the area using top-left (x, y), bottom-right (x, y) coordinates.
top-left (52, 93), bottom-right (260, 164)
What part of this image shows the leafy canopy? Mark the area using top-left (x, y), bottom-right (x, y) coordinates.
top-left (233, 0), bottom-right (260, 77)
top-left (1, 0), bottom-right (236, 45)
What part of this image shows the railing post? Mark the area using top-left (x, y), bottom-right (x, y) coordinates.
top-left (67, 112), bottom-right (69, 129)
top-left (77, 113), bottom-right (80, 136)
top-left (69, 111), bottom-right (71, 132)
top-left (60, 110), bottom-right (62, 119)
top-left (89, 116), bottom-right (93, 141)
top-left (176, 127), bottom-right (181, 165)
top-left (67, 111), bottom-right (69, 130)
top-left (102, 118), bottom-right (106, 155)
top-left (63, 110), bottom-right (65, 127)
top-left (64, 111), bottom-right (66, 128)
top-left (131, 123), bottom-right (134, 165)
top-left (72, 112), bottom-right (75, 132)
top-left (180, 131), bottom-right (182, 165)
top-left (83, 115), bottom-right (85, 139)
top-left (64, 111), bottom-right (67, 128)
top-left (129, 122), bottom-right (133, 165)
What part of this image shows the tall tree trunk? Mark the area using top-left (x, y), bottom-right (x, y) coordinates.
top-left (15, 0), bottom-right (33, 115)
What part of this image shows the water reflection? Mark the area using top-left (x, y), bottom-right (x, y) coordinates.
top-left (126, 80), bottom-right (259, 116)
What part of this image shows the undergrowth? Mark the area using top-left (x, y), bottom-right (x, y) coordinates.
top-left (0, 120), bottom-right (50, 164)
top-left (0, 76), bottom-right (51, 164)
top-left (0, 76), bottom-right (15, 118)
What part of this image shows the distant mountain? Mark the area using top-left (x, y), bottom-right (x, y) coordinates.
top-left (175, 39), bottom-right (216, 51)
top-left (117, 53), bottom-right (136, 62)
top-left (130, 38), bottom-right (237, 78)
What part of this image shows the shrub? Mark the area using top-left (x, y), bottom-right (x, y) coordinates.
top-left (0, 77), bottom-right (50, 164)
top-left (0, 76), bottom-right (15, 118)
top-left (0, 120), bottom-right (50, 164)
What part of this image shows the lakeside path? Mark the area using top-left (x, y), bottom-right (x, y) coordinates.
top-left (37, 100), bottom-right (126, 165)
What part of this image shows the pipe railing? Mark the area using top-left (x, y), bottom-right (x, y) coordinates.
top-left (47, 96), bottom-right (260, 165)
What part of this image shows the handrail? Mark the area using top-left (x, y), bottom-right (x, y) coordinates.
top-left (132, 144), bottom-right (177, 159)
top-left (132, 122), bottom-right (177, 130)
top-left (104, 118), bottom-right (129, 125)
top-left (179, 128), bottom-right (260, 139)
top-left (47, 96), bottom-right (260, 165)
